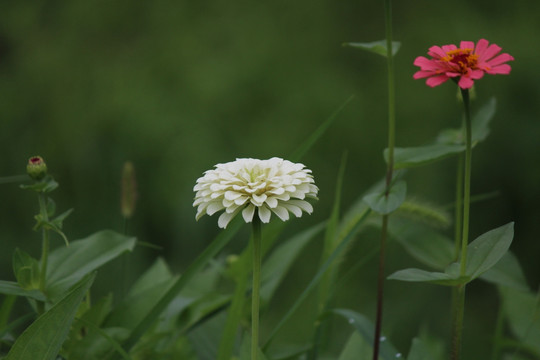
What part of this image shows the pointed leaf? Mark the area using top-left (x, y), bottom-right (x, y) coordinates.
top-left (407, 337), bottom-right (445, 360)
top-left (465, 222), bottom-right (514, 280)
top-left (122, 216), bottom-right (243, 352)
top-left (363, 180), bottom-right (406, 215)
top-left (5, 273), bottom-right (95, 360)
top-left (499, 286), bottom-right (540, 355)
top-left (332, 309), bottom-right (402, 360)
top-left (289, 95), bottom-right (354, 162)
top-left (471, 97), bottom-right (496, 143)
top-left (480, 251), bottom-right (529, 291)
top-left (0, 281), bottom-right (45, 301)
top-left (338, 331), bottom-right (372, 360)
top-left (46, 230), bottom-right (136, 301)
top-left (385, 144), bottom-right (466, 169)
top-left (344, 40), bottom-right (401, 57)
top-left (12, 249), bottom-right (40, 290)
top-left (261, 222), bottom-right (325, 302)
top-left (387, 267), bottom-right (468, 286)
top-left (390, 219), bottom-right (454, 270)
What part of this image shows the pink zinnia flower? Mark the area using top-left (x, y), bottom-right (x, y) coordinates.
top-left (413, 39), bottom-right (514, 89)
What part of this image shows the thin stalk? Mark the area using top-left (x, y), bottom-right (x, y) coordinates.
top-left (373, 215), bottom-right (389, 360)
top-left (490, 297), bottom-right (505, 360)
top-left (459, 88), bottom-right (472, 276)
top-left (373, 0), bottom-right (395, 359)
top-left (451, 153), bottom-right (464, 350)
top-left (454, 154), bottom-right (464, 260)
top-left (251, 216), bottom-right (262, 360)
top-left (37, 194), bottom-right (50, 314)
top-left (451, 88), bottom-right (472, 360)
top-left (38, 195), bottom-right (50, 293)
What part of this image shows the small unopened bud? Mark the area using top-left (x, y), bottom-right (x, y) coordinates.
top-left (26, 156), bottom-right (47, 180)
top-left (121, 161), bottom-right (137, 219)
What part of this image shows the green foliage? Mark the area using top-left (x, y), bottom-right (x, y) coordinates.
top-left (12, 249), bottom-right (40, 291)
top-left (5, 273), bottom-right (95, 360)
top-left (343, 40), bottom-right (401, 57)
top-left (46, 230), bottom-right (136, 301)
top-left (363, 180), bottom-right (407, 215)
top-left (385, 98), bottom-right (497, 169)
top-left (499, 286), bottom-right (540, 357)
top-left (331, 309), bottom-right (401, 360)
top-left (388, 222), bottom-right (515, 286)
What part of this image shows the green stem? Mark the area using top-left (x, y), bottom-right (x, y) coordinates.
top-left (373, 1), bottom-right (395, 359)
top-left (452, 88), bottom-right (472, 360)
top-left (38, 195), bottom-right (50, 294)
top-left (251, 216), bottom-right (262, 360)
top-left (459, 88), bottom-right (472, 276)
top-left (454, 154), bottom-right (464, 260)
top-left (490, 297), bottom-right (505, 360)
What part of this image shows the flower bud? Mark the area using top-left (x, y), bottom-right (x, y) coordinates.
top-left (26, 156), bottom-right (47, 180)
top-left (121, 161), bottom-right (137, 219)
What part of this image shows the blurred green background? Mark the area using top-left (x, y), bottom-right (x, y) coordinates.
top-left (1, 0), bottom-right (539, 357)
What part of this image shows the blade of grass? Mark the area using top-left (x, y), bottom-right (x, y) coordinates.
top-left (120, 215), bottom-right (244, 354)
top-left (263, 207), bottom-right (371, 350)
top-left (289, 95), bottom-right (354, 163)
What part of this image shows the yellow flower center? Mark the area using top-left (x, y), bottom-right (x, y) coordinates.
top-left (441, 48), bottom-right (478, 73)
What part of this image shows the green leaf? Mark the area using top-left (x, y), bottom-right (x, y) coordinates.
top-left (0, 281), bottom-right (46, 301)
top-left (105, 259), bottom-right (175, 329)
top-left (385, 144), bottom-right (466, 169)
top-left (407, 337), bottom-right (445, 360)
top-left (19, 175), bottom-right (58, 193)
top-left (344, 40), bottom-right (401, 57)
top-left (260, 222), bottom-right (325, 302)
top-left (289, 95), bottom-right (354, 163)
top-left (46, 230), bottom-right (136, 301)
top-left (331, 309), bottom-right (402, 360)
top-left (389, 223), bottom-right (514, 286)
top-left (121, 215), bottom-right (243, 353)
top-left (338, 331), bottom-right (372, 360)
top-left (471, 97), bottom-right (496, 143)
top-left (390, 219), bottom-right (454, 270)
top-left (12, 249), bottom-right (40, 290)
top-left (363, 180), bottom-right (406, 215)
top-left (387, 265), bottom-right (468, 286)
top-left (465, 222), bottom-right (514, 281)
top-left (480, 251), bottom-right (529, 291)
top-left (263, 208), bottom-right (372, 349)
top-left (436, 97), bottom-right (496, 146)
top-left (499, 286), bottom-right (540, 355)
top-left (5, 273), bottom-right (95, 360)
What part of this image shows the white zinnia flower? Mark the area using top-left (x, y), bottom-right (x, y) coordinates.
top-left (193, 157), bottom-right (318, 228)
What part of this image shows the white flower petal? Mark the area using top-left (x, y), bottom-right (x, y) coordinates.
top-left (242, 204), bottom-right (256, 223)
top-left (271, 206), bottom-right (290, 221)
top-left (265, 197), bottom-right (278, 208)
top-left (258, 205), bottom-right (272, 223)
top-left (193, 157), bottom-right (318, 227)
top-left (207, 202), bottom-right (225, 216)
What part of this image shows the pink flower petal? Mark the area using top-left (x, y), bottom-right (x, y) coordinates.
top-left (470, 69), bottom-right (485, 80)
top-left (474, 39), bottom-right (489, 57)
top-left (478, 43), bottom-right (502, 62)
top-left (458, 76), bottom-right (474, 89)
top-left (487, 53), bottom-right (514, 67)
top-left (427, 46), bottom-right (447, 58)
top-left (441, 44), bottom-right (458, 53)
top-left (413, 70), bottom-right (432, 79)
top-left (426, 74), bottom-right (450, 87)
top-left (487, 64), bottom-right (512, 74)
top-left (413, 56), bottom-right (441, 71)
top-left (460, 41), bottom-right (475, 49)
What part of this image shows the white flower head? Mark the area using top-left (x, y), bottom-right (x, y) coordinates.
top-left (193, 157), bottom-right (318, 228)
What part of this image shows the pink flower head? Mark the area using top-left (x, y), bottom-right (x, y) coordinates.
top-left (413, 39), bottom-right (514, 89)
